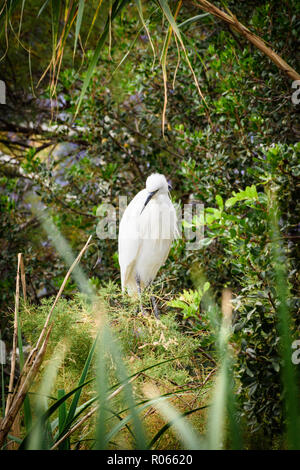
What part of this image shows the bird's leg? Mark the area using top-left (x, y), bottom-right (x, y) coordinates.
top-left (151, 296), bottom-right (160, 319)
top-left (136, 275), bottom-right (146, 316)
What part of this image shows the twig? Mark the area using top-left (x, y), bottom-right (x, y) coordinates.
top-left (202, 367), bottom-right (216, 386)
top-left (197, 346), bottom-right (217, 366)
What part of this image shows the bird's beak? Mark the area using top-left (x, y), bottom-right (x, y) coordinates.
top-left (141, 190), bottom-right (158, 214)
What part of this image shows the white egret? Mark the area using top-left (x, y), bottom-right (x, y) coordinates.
top-left (118, 173), bottom-right (177, 315)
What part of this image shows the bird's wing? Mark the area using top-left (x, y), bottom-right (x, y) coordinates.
top-left (152, 197), bottom-right (177, 266)
top-left (118, 189), bottom-right (146, 290)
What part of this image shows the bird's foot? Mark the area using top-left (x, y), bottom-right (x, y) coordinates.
top-left (140, 308), bottom-right (147, 317)
top-left (151, 296), bottom-right (160, 319)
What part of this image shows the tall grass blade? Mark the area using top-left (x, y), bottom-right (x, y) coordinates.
top-left (206, 360), bottom-right (227, 449)
top-left (103, 395), bottom-right (168, 446)
top-left (26, 348), bottom-right (65, 449)
top-left (62, 330), bottom-right (99, 434)
top-left (95, 325), bottom-right (109, 450)
top-left (158, 0), bottom-right (210, 123)
top-left (20, 377), bottom-right (96, 449)
top-left (68, 356), bottom-right (189, 432)
top-left (37, 0), bottom-right (50, 17)
top-left (74, 0), bottom-right (85, 56)
top-left (178, 13), bottom-right (211, 28)
top-left (51, 0), bottom-right (60, 58)
top-left (226, 368), bottom-right (243, 450)
top-left (111, 25), bottom-right (144, 78)
top-left (206, 289), bottom-right (234, 449)
top-left (17, 0), bottom-right (26, 39)
top-left (16, 299), bottom-right (32, 432)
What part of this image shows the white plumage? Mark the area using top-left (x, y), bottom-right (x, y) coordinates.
top-left (118, 173), bottom-right (177, 295)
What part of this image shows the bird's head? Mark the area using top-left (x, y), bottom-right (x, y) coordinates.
top-left (141, 173), bottom-right (170, 214)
